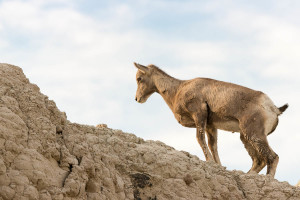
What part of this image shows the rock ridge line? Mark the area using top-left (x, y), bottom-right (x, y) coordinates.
top-left (0, 63), bottom-right (299, 200)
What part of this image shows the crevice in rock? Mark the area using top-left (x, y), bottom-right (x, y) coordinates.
top-left (76, 156), bottom-right (82, 165)
top-left (56, 133), bottom-right (65, 165)
top-left (26, 129), bottom-right (30, 148)
top-left (56, 125), bottom-right (63, 135)
top-left (57, 148), bottom-right (62, 166)
top-left (69, 163), bottom-right (73, 172)
top-left (62, 163), bottom-right (73, 187)
top-left (233, 174), bottom-right (247, 199)
top-left (24, 119), bottom-right (31, 148)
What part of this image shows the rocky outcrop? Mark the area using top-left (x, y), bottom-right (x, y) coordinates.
top-left (0, 63), bottom-right (299, 200)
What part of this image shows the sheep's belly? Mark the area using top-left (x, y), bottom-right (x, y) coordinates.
top-left (212, 119), bottom-right (240, 133)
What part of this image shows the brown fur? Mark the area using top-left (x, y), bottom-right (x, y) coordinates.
top-left (134, 63), bottom-right (288, 178)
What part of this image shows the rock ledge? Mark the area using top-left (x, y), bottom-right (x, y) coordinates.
top-left (0, 63), bottom-right (299, 200)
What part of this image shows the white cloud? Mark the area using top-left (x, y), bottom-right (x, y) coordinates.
top-left (211, 4), bottom-right (300, 82)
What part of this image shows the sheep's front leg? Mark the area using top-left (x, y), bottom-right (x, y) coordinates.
top-left (197, 125), bottom-right (214, 161)
top-left (206, 127), bottom-right (221, 165)
top-left (193, 104), bottom-right (213, 162)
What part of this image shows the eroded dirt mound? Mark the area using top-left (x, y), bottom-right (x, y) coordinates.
top-left (0, 63), bottom-right (299, 200)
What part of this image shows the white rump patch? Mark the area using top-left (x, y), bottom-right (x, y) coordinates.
top-left (259, 94), bottom-right (279, 135)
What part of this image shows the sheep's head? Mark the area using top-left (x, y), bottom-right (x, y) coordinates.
top-left (134, 63), bottom-right (156, 103)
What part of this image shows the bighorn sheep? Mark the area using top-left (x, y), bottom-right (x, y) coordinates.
top-left (134, 63), bottom-right (288, 177)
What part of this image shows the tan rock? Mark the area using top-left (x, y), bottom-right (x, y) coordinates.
top-left (0, 185), bottom-right (15, 200)
top-left (96, 124), bottom-right (107, 128)
top-left (24, 185), bottom-right (39, 200)
top-left (0, 63), bottom-right (300, 199)
top-left (0, 158), bottom-right (6, 175)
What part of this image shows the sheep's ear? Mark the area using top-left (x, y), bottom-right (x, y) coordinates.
top-left (134, 62), bottom-right (149, 74)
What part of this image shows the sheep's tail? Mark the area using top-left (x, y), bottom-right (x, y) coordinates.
top-left (277, 104), bottom-right (289, 115)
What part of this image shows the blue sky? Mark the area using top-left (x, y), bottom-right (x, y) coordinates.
top-left (1, 0), bottom-right (300, 185)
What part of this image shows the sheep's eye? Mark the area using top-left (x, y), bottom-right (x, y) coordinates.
top-left (137, 77), bottom-right (142, 82)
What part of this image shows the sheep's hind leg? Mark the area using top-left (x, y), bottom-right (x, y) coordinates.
top-left (240, 112), bottom-right (279, 177)
top-left (257, 138), bottom-right (278, 177)
top-left (252, 159), bottom-right (266, 173)
top-left (240, 134), bottom-right (266, 173)
top-left (251, 137), bottom-right (278, 177)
